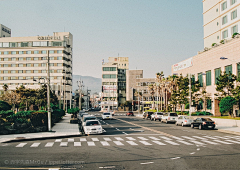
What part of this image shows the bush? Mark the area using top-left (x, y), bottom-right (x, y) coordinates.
top-left (0, 110), bottom-right (14, 118)
top-left (30, 111), bottom-right (48, 127)
top-left (147, 109), bottom-right (157, 112)
top-left (177, 111), bottom-right (189, 115)
top-left (185, 103), bottom-right (189, 109)
top-left (0, 101), bottom-right (11, 111)
top-left (219, 96), bottom-right (236, 116)
top-left (232, 32), bottom-right (239, 38)
top-left (188, 111), bottom-right (213, 116)
top-left (212, 43), bottom-right (217, 47)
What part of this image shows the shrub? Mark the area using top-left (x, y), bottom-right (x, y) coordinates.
top-left (0, 101), bottom-right (11, 111)
top-left (0, 110), bottom-right (14, 118)
top-left (30, 111), bottom-right (48, 127)
top-left (212, 43), bottom-right (217, 47)
top-left (232, 32), bottom-right (239, 38)
top-left (220, 40), bottom-right (225, 44)
top-left (219, 96), bottom-right (236, 116)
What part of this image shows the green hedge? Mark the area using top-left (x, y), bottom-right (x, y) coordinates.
top-left (189, 111), bottom-right (213, 116)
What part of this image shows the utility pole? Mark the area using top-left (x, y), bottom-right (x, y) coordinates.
top-left (189, 74), bottom-right (192, 116)
top-left (63, 70), bottom-right (66, 111)
top-left (78, 79), bottom-right (84, 110)
top-left (59, 78), bottom-right (62, 109)
top-left (47, 50), bottom-right (51, 131)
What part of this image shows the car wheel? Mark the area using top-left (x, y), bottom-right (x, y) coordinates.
top-left (199, 124), bottom-right (202, 130)
top-left (191, 124), bottom-right (194, 128)
top-left (176, 122), bottom-right (178, 126)
top-left (166, 120), bottom-right (168, 124)
top-left (159, 119), bottom-right (161, 121)
top-left (182, 123), bottom-right (184, 127)
top-left (154, 118), bottom-right (156, 121)
top-left (151, 118), bottom-right (153, 121)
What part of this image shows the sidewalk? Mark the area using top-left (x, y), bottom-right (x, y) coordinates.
top-left (0, 114), bottom-right (80, 143)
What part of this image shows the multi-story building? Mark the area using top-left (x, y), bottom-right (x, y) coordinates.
top-left (0, 30), bottom-right (73, 104)
top-left (0, 24), bottom-right (11, 38)
top-left (101, 57), bottom-right (128, 111)
top-left (203, 0), bottom-right (240, 48)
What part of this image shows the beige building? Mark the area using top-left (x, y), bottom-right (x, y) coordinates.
top-left (172, 37), bottom-right (240, 116)
top-left (203, 0), bottom-right (240, 48)
top-left (0, 24), bottom-right (11, 38)
top-left (0, 31), bottom-right (73, 102)
top-left (101, 57), bottom-right (128, 111)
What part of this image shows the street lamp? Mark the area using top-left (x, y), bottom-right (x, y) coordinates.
top-left (77, 79), bottom-right (84, 110)
top-left (130, 87), bottom-right (134, 111)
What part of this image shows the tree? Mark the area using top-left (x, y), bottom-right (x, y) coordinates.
top-left (219, 96), bottom-right (236, 117)
top-left (0, 100), bottom-right (11, 111)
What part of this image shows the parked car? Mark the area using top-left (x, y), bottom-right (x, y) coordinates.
top-left (176, 116), bottom-right (194, 126)
top-left (191, 118), bottom-right (215, 130)
top-left (82, 120), bottom-right (103, 135)
top-left (143, 112), bottom-right (154, 120)
top-left (79, 115), bottom-right (97, 131)
top-left (110, 110), bottom-right (115, 116)
top-left (102, 112), bottom-right (113, 120)
top-left (77, 112), bottom-right (88, 124)
top-left (161, 112), bottom-right (178, 124)
top-left (151, 112), bottom-right (164, 121)
top-left (126, 111), bottom-right (134, 116)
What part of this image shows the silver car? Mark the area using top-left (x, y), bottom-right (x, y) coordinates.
top-left (176, 116), bottom-right (194, 126)
top-left (151, 112), bottom-right (164, 121)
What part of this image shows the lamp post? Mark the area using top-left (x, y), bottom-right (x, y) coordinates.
top-left (189, 74), bottom-right (192, 117)
top-left (77, 79), bottom-right (84, 110)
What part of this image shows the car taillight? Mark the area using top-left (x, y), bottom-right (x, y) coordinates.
top-left (147, 114), bottom-right (148, 116)
top-left (184, 120), bottom-right (187, 122)
top-left (213, 122), bottom-right (215, 124)
top-left (203, 122), bottom-right (206, 125)
top-left (168, 117), bottom-right (170, 120)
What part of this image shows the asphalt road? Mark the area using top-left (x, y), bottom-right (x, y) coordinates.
top-left (0, 111), bottom-right (240, 170)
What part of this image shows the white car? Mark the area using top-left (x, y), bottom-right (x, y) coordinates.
top-left (151, 112), bottom-right (164, 121)
top-left (102, 112), bottom-right (113, 120)
top-left (83, 120), bottom-right (103, 135)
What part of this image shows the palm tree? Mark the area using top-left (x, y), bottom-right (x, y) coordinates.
top-left (2, 84), bottom-right (8, 94)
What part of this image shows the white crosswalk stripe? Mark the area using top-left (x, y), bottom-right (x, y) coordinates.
top-left (16, 143), bottom-right (27, 147)
top-left (45, 142), bottom-right (54, 147)
top-left (213, 140), bottom-right (233, 145)
top-left (30, 143), bottom-right (40, 147)
top-left (115, 137), bottom-right (124, 141)
top-left (182, 136), bottom-right (196, 140)
top-left (126, 137), bottom-right (136, 140)
top-left (190, 141), bottom-right (206, 145)
top-left (202, 140), bottom-right (219, 145)
top-left (100, 141), bottom-right (110, 146)
top-left (139, 141), bottom-right (152, 145)
top-left (126, 141), bottom-right (138, 145)
top-left (138, 137), bottom-right (148, 140)
top-left (80, 138), bottom-right (87, 141)
top-left (113, 141), bottom-right (124, 146)
top-left (103, 138), bottom-right (112, 141)
top-left (193, 136), bottom-right (205, 140)
top-left (68, 139), bottom-right (74, 142)
top-left (203, 136), bottom-right (218, 140)
top-left (92, 138), bottom-right (99, 141)
top-left (160, 136), bottom-right (172, 140)
top-left (148, 137), bottom-right (160, 140)
top-left (152, 141), bottom-right (166, 145)
top-left (164, 141), bottom-right (179, 145)
top-left (177, 140), bottom-right (193, 145)
top-left (225, 140), bottom-right (240, 144)
top-left (60, 142), bottom-right (68, 147)
top-left (74, 142), bottom-right (81, 146)
top-left (55, 139), bottom-right (62, 142)
top-left (171, 136), bottom-right (184, 140)
top-left (87, 142), bottom-right (95, 146)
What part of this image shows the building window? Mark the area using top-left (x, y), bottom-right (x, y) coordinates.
top-left (19, 77), bottom-right (23, 80)
top-left (53, 42), bottom-right (62, 47)
top-left (4, 58), bottom-right (8, 61)
top-left (42, 50), bottom-right (47, 54)
top-left (4, 51), bottom-right (8, 55)
top-left (232, 25), bottom-right (238, 35)
top-left (225, 65), bottom-right (232, 74)
top-left (42, 63), bottom-right (46, 67)
top-left (19, 64), bottom-right (23, 67)
top-left (26, 57), bottom-right (31, 61)
top-left (11, 64), bottom-right (16, 67)
top-left (21, 42), bottom-right (29, 47)
top-left (26, 70), bottom-right (31, 73)
top-left (223, 30), bottom-right (228, 39)
top-left (231, 10), bottom-right (237, 20)
top-left (49, 63), bottom-right (54, 66)
top-left (19, 57), bottom-right (23, 61)
top-left (42, 70), bottom-right (46, 73)
top-left (57, 69), bottom-right (62, 73)
top-left (11, 57), bottom-right (16, 61)
top-left (11, 70), bottom-right (16, 74)
top-left (198, 73), bottom-right (203, 87)
top-left (49, 57), bottom-right (54, 60)
top-left (231, 0), bottom-right (237, 5)
top-left (216, 8), bottom-right (218, 12)
top-left (11, 77), bottom-right (16, 80)
top-left (217, 36), bottom-right (220, 39)
top-left (3, 43), bottom-right (9, 47)
top-left (42, 57), bottom-right (47, 60)
top-left (206, 71), bottom-right (211, 86)
top-left (34, 64), bottom-right (38, 67)
top-left (49, 50), bottom-right (54, 54)
top-left (3, 77), bottom-right (8, 80)
top-left (222, 1), bottom-right (227, 11)
top-left (34, 57), bottom-right (38, 61)
top-left (26, 77), bottom-right (31, 80)
top-left (103, 67), bottom-right (117, 71)
top-left (57, 56), bottom-right (62, 60)
top-left (222, 15), bottom-right (228, 25)
top-left (10, 43), bottom-right (17, 47)
top-left (11, 51), bottom-right (16, 55)
top-left (102, 74), bottom-right (117, 79)
top-left (3, 70), bottom-right (8, 74)
top-left (57, 63), bottom-right (62, 66)
top-left (19, 51), bottom-right (24, 54)
top-left (19, 70), bottom-right (23, 73)
top-left (34, 51), bottom-right (39, 54)
top-left (237, 63), bottom-right (240, 78)
top-left (4, 64), bottom-right (8, 67)
top-left (34, 70), bottom-right (38, 73)
top-left (26, 64), bottom-right (31, 67)
top-left (215, 68), bottom-right (221, 84)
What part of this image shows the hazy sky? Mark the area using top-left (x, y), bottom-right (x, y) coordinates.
top-left (0, 0), bottom-right (203, 78)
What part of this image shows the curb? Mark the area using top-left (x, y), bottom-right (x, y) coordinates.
top-left (2, 133), bottom-right (82, 143)
top-left (217, 129), bottom-right (240, 135)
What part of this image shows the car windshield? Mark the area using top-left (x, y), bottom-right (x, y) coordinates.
top-left (84, 117), bottom-right (96, 122)
top-left (157, 113), bottom-right (163, 115)
top-left (86, 121), bottom-right (100, 126)
top-left (170, 113), bottom-right (178, 116)
top-left (202, 118), bottom-right (212, 121)
top-left (103, 113), bottom-right (110, 115)
top-left (81, 113), bottom-right (88, 117)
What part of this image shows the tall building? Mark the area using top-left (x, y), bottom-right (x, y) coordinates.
top-left (0, 24), bottom-right (11, 38)
top-left (203, 0), bottom-right (240, 48)
top-left (101, 57), bottom-right (128, 111)
top-left (0, 31), bottom-right (73, 103)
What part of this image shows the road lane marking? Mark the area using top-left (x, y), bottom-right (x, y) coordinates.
top-left (202, 140), bottom-right (219, 145)
top-left (139, 141), bottom-right (152, 145)
top-left (126, 137), bottom-right (136, 140)
top-left (182, 136), bottom-right (196, 140)
top-left (55, 139), bottom-right (62, 142)
top-left (171, 136), bottom-right (184, 140)
top-left (177, 140), bottom-right (193, 145)
top-left (225, 140), bottom-right (240, 144)
top-left (160, 136), bottom-right (172, 140)
top-left (190, 152), bottom-right (195, 155)
top-left (68, 138), bottom-right (74, 142)
top-left (74, 142), bottom-right (81, 146)
top-left (92, 138), bottom-right (99, 141)
top-left (149, 137), bottom-right (160, 140)
top-left (45, 142), bottom-right (54, 147)
top-left (80, 138), bottom-right (87, 141)
top-left (213, 140), bottom-right (233, 144)
top-left (152, 141), bottom-right (166, 145)
top-left (115, 137), bottom-right (124, 141)
top-left (140, 162), bottom-right (154, 165)
top-left (126, 141), bottom-right (138, 145)
top-left (190, 141), bottom-right (205, 145)
top-left (193, 136), bottom-right (205, 140)
top-left (30, 143), bottom-right (40, 147)
top-left (171, 157), bottom-right (180, 160)
top-left (164, 141), bottom-right (179, 145)
top-left (103, 138), bottom-right (112, 141)
top-left (100, 141), bottom-right (110, 146)
top-left (87, 142), bottom-right (96, 146)
top-left (60, 142), bottom-right (68, 147)
top-left (138, 137), bottom-right (148, 140)
top-left (16, 143), bottom-right (27, 147)
top-left (113, 141), bottom-right (124, 146)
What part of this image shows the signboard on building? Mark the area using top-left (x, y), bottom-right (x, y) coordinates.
top-left (173, 57), bottom-right (193, 71)
top-left (103, 85), bottom-right (117, 90)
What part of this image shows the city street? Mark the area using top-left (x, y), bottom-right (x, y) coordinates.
top-left (1, 111), bottom-right (240, 170)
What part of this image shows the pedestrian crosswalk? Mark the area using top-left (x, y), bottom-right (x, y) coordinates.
top-left (7, 135), bottom-right (240, 148)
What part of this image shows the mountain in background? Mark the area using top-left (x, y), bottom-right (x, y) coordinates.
top-left (72, 75), bottom-right (101, 95)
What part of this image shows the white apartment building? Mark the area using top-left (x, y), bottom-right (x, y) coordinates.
top-left (203, 0), bottom-right (240, 48)
top-left (101, 57), bottom-right (128, 111)
top-left (0, 31), bottom-right (73, 102)
top-left (0, 24), bottom-right (11, 38)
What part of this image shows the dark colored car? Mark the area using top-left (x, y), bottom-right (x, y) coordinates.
top-left (126, 111), bottom-right (134, 116)
top-left (143, 112), bottom-right (154, 120)
top-left (191, 118), bottom-right (215, 130)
